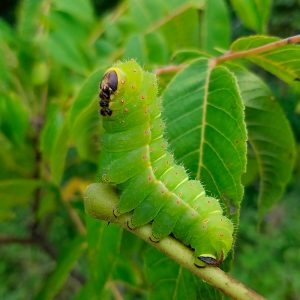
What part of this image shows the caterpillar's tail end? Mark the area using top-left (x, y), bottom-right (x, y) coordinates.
top-left (194, 251), bottom-right (224, 268)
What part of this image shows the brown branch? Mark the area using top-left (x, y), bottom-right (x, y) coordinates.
top-left (0, 236), bottom-right (34, 244)
top-left (30, 116), bottom-right (44, 235)
top-left (214, 34), bottom-right (300, 64)
top-left (154, 64), bottom-right (186, 75)
top-left (154, 34), bottom-right (300, 75)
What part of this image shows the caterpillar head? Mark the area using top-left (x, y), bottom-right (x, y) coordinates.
top-left (99, 70), bottom-right (118, 116)
top-left (99, 60), bottom-right (144, 117)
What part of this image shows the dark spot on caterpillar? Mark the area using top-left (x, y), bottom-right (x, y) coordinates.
top-left (294, 78), bottom-right (300, 82)
top-left (99, 70), bottom-right (118, 116)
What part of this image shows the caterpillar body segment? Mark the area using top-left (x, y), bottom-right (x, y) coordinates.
top-left (98, 60), bottom-right (234, 267)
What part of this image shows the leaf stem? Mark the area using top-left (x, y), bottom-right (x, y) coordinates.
top-left (154, 34), bottom-right (300, 74)
top-left (213, 34), bottom-right (300, 64)
top-left (84, 183), bottom-right (266, 300)
top-left (154, 64), bottom-right (186, 75)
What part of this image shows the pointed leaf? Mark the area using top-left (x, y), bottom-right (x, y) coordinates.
top-left (35, 236), bottom-right (86, 300)
top-left (71, 101), bottom-right (102, 162)
top-left (52, 0), bottom-right (94, 24)
top-left (17, 0), bottom-right (44, 38)
top-left (50, 120), bottom-right (69, 185)
top-left (144, 247), bottom-right (222, 300)
top-left (84, 218), bottom-right (123, 299)
top-left (69, 68), bottom-right (105, 126)
top-left (230, 0), bottom-right (272, 33)
top-left (0, 179), bottom-right (43, 208)
top-left (162, 59), bottom-right (247, 219)
top-left (231, 35), bottom-right (300, 89)
top-left (201, 0), bottom-right (230, 54)
top-left (232, 67), bottom-right (296, 216)
top-left (41, 110), bottom-right (70, 185)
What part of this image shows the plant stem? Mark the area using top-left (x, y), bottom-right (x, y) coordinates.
top-left (84, 183), bottom-right (266, 300)
top-left (0, 236), bottom-right (33, 244)
top-left (213, 34), bottom-right (300, 65)
top-left (154, 64), bottom-right (186, 75)
top-left (154, 34), bottom-right (300, 74)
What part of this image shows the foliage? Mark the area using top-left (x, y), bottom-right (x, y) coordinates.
top-left (0, 0), bottom-right (299, 299)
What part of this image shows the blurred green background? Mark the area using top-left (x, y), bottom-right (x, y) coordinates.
top-left (0, 0), bottom-right (300, 299)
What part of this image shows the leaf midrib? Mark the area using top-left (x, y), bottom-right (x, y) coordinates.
top-left (196, 62), bottom-right (213, 180)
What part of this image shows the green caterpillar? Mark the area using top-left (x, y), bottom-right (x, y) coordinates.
top-left (98, 60), bottom-right (233, 267)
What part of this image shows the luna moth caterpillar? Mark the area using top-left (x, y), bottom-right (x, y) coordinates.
top-left (98, 59), bottom-right (233, 267)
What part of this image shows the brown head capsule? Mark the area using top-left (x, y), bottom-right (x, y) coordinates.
top-left (99, 70), bottom-right (118, 116)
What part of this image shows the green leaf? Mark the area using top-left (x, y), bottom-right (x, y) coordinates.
top-left (232, 67), bottom-right (296, 217)
top-left (231, 35), bottom-right (300, 90)
top-left (124, 0), bottom-right (202, 60)
top-left (52, 0), bottom-right (94, 24)
top-left (144, 247), bottom-right (222, 299)
top-left (145, 32), bottom-right (169, 64)
top-left (201, 0), bottom-right (231, 54)
top-left (0, 94), bottom-right (29, 145)
top-left (68, 67), bottom-right (105, 162)
top-left (230, 0), bottom-right (272, 33)
top-left (84, 218), bottom-right (123, 299)
top-left (113, 231), bottom-right (146, 287)
top-left (0, 179), bottom-right (42, 209)
top-left (69, 67), bottom-right (105, 126)
top-left (47, 30), bottom-right (88, 75)
top-left (0, 133), bottom-right (34, 178)
top-left (35, 236), bottom-right (86, 300)
top-left (40, 110), bottom-right (70, 185)
top-left (123, 34), bottom-right (147, 63)
top-left (50, 119), bottom-right (69, 185)
top-left (17, 0), bottom-right (44, 38)
top-left (158, 7), bottom-right (200, 51)
top-left (162, 58), bottom-right (247, 220)
top-left (71, 100), bottom-right (102, 162)
top-left (0, 22), bottom-right (19, 91)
